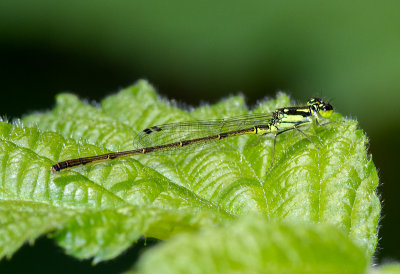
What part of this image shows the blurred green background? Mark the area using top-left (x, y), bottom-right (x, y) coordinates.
top-left (0, 0), bottom-right (399, 272)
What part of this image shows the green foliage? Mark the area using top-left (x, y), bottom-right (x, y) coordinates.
top-left (133, 217), bottom-right (369, 274)
top-left (0, 80), bottom-right (379, 270)
top-left (372, 263), bottom-right (400, 274)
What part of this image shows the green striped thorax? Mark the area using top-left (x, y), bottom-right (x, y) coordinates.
top-left (271, 98), bottom-right (334, 131)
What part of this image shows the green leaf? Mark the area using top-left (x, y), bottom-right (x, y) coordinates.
top-left (371, 263), bottom-right (400, 274)
top-left (0, 80), bottom-right (379, 265)
top-left (0, 120), bottom-right (227, 262)
top-left (132, 216), bottom-right (369, 274)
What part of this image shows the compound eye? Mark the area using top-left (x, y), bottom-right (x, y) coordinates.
top-left (320, 103), bottom-right (334, 118)
top-left (323, 104), bottom-right (333, 111)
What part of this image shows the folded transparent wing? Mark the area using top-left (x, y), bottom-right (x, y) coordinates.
top-left (134, 113), bottom-right (274, 154)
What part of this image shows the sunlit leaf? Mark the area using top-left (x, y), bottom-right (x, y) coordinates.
top-left (0, 80), bottom-right (379, 266)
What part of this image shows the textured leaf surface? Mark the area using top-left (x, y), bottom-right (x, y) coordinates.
top-left (133, 216), bottom-right (369, 274)
top-left (0, 80), bottom-right (379, 265)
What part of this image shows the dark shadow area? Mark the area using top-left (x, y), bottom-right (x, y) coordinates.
top-left (0, 45), bottom-right (135, 119)
top-left (371, 129), bottom-right (400, 264)
top-left (0, 236), bottom-right (160, 274)
top-left (0, 45), bottom-right (285, 120)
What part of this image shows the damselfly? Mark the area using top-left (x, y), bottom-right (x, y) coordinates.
top-left (51, 98), bottom-right (333, 172)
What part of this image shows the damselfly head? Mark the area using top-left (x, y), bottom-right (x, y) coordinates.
top-left (307, 98), bottom-right (334, 118)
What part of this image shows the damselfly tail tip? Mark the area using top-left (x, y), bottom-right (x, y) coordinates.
top-left (50, 164), bottom-right (60, 173)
